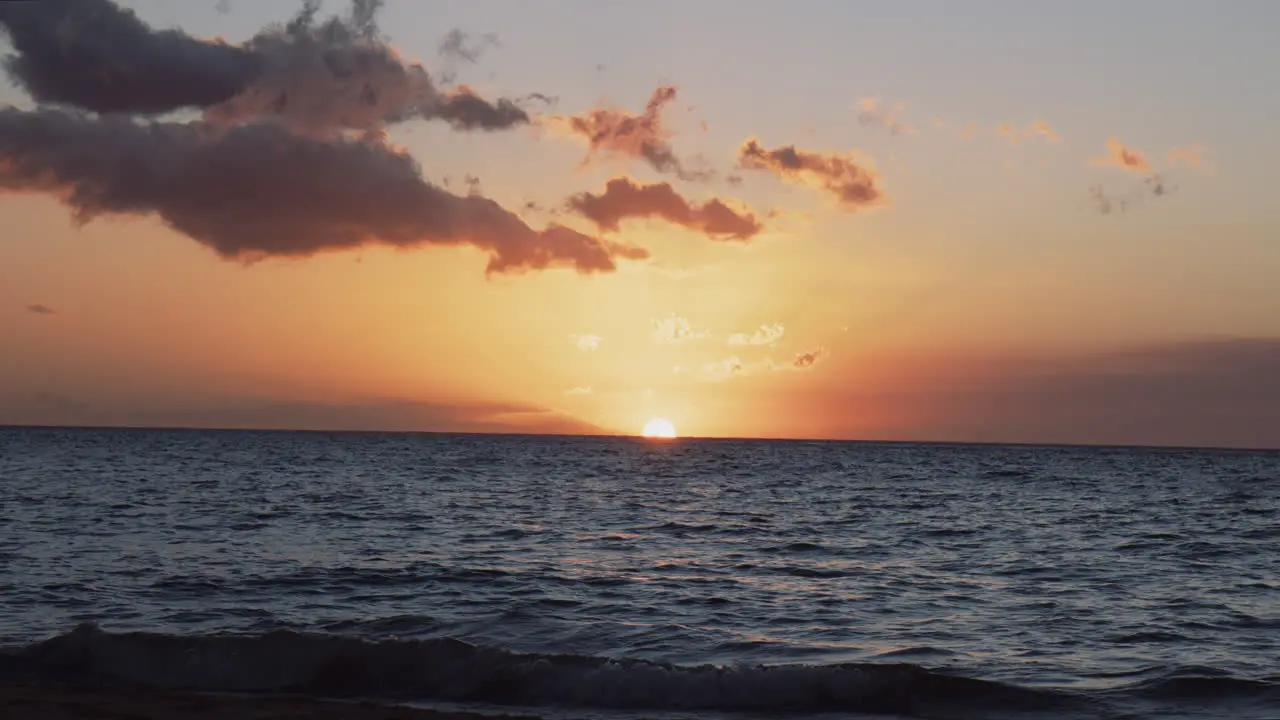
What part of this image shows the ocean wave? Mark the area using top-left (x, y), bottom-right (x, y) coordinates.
top-left (2, 624), bottom-right (1077, 716)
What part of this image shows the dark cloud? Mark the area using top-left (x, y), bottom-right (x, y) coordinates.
top-left (0, 107), bottom-right (645, 275)
top-left (0, 0), bottom-right (533, 134)
top-left (736, 138), bottom-right (886, 211)
top-left (0, 394), bottom-right (607, 436)
top-left (567, 177), bottom-right (762, 241)
top-left (0, 0), bottom-right (259, 115)
top-left (25, 303), bottom-right (56, 316)
top-left (793, 348), bottom-right (827, 369)
top-left (553, 86), bottom-right (711, 181)
top-left (438, 29), bottom-right (499, 64)
top-left (1090, 173), bottom-right (1176, 216)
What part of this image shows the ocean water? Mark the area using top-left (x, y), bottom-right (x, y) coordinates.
top-left (1, 427), bottom-right (1277, 719)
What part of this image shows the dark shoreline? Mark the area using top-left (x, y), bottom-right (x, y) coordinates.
top-left (0, 682), bottom-right (536, 720)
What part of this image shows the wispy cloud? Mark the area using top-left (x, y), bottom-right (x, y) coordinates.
top-left (437, 29), bottom-right (500, 64)
top-left (653, 314), bottom-right (708, 345)
top-left (567, 177), bottom-right (762, 241)
top-left (855, 97), bottom-right (916, 136)
top-left (1091, 137), bottom-right (1151, 173)
top-left (998, 120), bottom-right (1061, 146)
top-left (736, 138), bottom-right (887, 212)
top-left (1027, 119), bottom-right (1061, 142)
top-left (792, 347), bottom-right (828, 369)
top-left (566, 386), bottom-right (593, 395)
top-left (25, 303), bottom-right (56, 316)
top-left (701, 356), bottom-right (746, 382)
top-left (570, 333), bottom-right (602, 352)
top-left (548, 86), bottom-right (710, 181)
top-left (1167, 144), bottom-right (1206, 168)
top-left (727, 323), bottom-right (785, 346)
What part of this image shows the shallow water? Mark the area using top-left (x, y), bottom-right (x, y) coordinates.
top-left (2, 428), bottom-right (1277, 718)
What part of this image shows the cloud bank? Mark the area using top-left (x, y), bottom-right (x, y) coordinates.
top-left (0, 0), bottom-right (532, 134)
top-left (0, 0), bottom-right (649, 276)
top-left (0, 108), bottom-right (639, 275)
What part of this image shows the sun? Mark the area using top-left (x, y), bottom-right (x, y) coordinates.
top-left (641, 418), bottom-right (677, 439)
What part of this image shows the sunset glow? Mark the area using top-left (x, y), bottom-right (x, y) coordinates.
top-left (642, 418), bottom-right (677, 439)
top-left (0, 0), bottom-right (1277, 449)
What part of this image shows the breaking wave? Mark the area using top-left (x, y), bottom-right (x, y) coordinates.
top-left (1, 624), bottom-right (1078, 716)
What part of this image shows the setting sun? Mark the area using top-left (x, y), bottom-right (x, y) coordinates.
top-left (641, 418), bottom-right (677, 438)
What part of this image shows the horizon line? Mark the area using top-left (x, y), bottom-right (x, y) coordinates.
top-left (2, 423), bottom-right (1277, 454)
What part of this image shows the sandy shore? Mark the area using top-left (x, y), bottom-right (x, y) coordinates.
top-left (0, 682), bottom-right (537, 720)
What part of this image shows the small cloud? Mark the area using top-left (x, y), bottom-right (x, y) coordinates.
top-left (25, 303), bottom-right (56, 316)
top-left (566, 386), bottom-right (593, 395)
top-left (1026, 119), bottom-right (1060, 142)
top-left (997, 123), bottom-right (1020, 146)
top-left (1167, 144), bottom-right (1205, 168)
top-left (701, 356), bottom-right (747, 382)
top-left (956, 121), bottom-right (981, 142)
top-left (855, 97), bottom-right (916, 136)
top-left (736, 138), bottom-right (887, 212)
top-left (727, 323), bottom-right (785, 346)
top-left (571, 333), bottom-right (602, 352)
top-left (547, 86), bottom-right (711, 181)
top-left (567, 177), bottom-right (762, 241)
top-left (1092, 137), bottom-right (1151, 173)
top-left (653, 314), bottom-right (708, 345)
top-left (998, 120), bottom-right (1062, 145)
top-left (438, 29), bottom-right (500, 64)
top-left (793, 347), bottom-right (828, 369)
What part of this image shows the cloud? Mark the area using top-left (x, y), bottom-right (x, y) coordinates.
top-left (1092, 137), bottom-right (1151, 173)
top-left (652, 314), bottom-right (708, 345)
top-left (701, 356), bottom-right (746, 382)
top-left (566, 386), bottom-right (593, 395)
top-left (1167, 144), bottom-right (1205, 168)
top-left (0, 0), bottom-right (534, 135)
top-left (1089, 175), bottom-right (1176, 216)
top-left (1027, 119), bottom-right (1061, 142)
top-left (728, 323), bottom-right (785, 346)
top-left (437, 29), bottom-right (499, 64)
top-left (0, 108), bottom-right (643, 276)
top-left (696, 347), bottom-right (826, 382)
top-left (570, 333), bottom-right (601, 351)
top-left (855, 97), bottom-right (916, 136)
top-left (997, 120), bottom-right (1061, 146)
top-left (0, 394), bottom-right (608, 436)
top-left (25, 303), bottom-right (56, 316)
top-left (736, 138), bottom-right (887, 212)
top-left (792, 347), bottom-right (828, 369)
top-left (567, 177), bottom-right (762, 241)
top-left (956, 121), bottom-right (982, 142)
top-left (549, 86), bottom-right (709, 181)
top-left (833, 338), bottom-right (1280, 449)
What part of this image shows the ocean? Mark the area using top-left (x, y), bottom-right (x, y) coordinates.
top-left (1, 427), bottom-right (1277, 719)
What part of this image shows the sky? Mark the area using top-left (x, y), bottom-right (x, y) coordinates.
top-left (2, 0), bottom-right (1279, 448)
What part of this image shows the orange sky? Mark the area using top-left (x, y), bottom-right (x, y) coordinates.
top-left (2, 0), bottom-right (1279, 448)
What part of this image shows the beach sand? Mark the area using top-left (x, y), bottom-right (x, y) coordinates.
top-left (0, 682), bottom-right (535, 720)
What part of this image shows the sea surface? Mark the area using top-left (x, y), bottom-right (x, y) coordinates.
top-left (1, 427), bottom-right (1277, 719)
